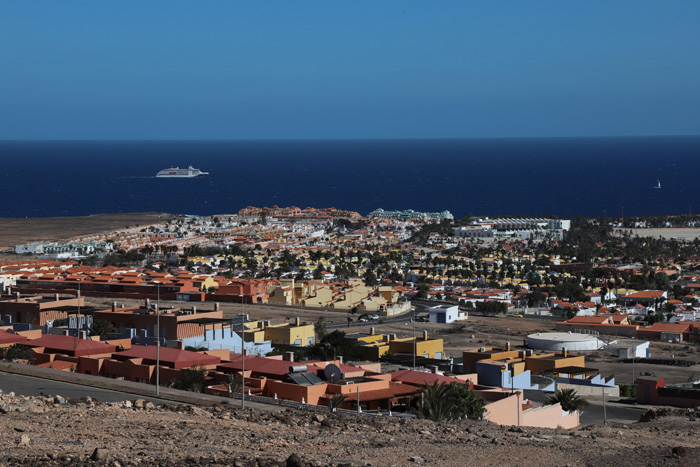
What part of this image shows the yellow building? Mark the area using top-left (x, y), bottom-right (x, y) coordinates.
top-left (350, 329), bottom-right (444, 361)
top-left (243, 317), bottom-right (315, 347)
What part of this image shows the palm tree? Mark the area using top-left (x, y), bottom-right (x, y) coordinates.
top-left (421, 381), bottom-right (451, 422)
top-left (90, 319), bottom-right (115, 339)
top-left (327, 393), bottom-right (347, 413)
top-left (225, 374), bottom-right (243, 398)
top-left (545, 388), bottom-right (588, 412)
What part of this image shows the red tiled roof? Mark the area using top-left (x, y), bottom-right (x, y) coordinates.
top-left (25, 335), bottom-right (117, 357)
top-left (390, 369), bottom-right (472, 388)
top-left (624, 290), bottom-right (665, 299)
top-left (0, 331), bottom-right (28, 345)
top-left (219, 355), bottom-right (322, 377)
top-left (646, 323), bottom-right (691, 333)
top-left (323, 382), bottom-right (419, 402)
top-left (115, 346), bottom-right (220, 369)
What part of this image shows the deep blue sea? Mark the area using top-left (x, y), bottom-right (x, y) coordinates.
top-left (1, 137), bottom-right (699, 219)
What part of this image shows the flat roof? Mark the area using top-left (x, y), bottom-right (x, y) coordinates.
top-left (527, 332), bottom-right (600, 342)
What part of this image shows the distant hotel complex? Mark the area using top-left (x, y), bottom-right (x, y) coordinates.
top-left (367, 208), bottom-right (454, 222)
top-left (453, 217), bottom-right (571, 240)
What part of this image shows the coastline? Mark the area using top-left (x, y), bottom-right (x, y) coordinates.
top-left (0, 212), bottom-right (173, 252)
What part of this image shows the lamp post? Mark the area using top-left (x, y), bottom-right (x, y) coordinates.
top-left (156, 281), bottom-right (160, 396)
top-left (238, 312), bottom-right (246, 410)
top-left (412, 307), bottom-right (416, 370)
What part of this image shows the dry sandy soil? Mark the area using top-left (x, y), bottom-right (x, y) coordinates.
top-left (0, 390), bottom-right (699, 466)
top-left (615, 228), bottom-right (700, 241)
top-left (0, 212), bottom-right (174, 253)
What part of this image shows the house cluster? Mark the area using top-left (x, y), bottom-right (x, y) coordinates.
top-left (267, 278), bottom-right (408, 314)
top-left (0, 309), bottom-right (580, 429)
top-left (4, 260), bottom-right (407, 314)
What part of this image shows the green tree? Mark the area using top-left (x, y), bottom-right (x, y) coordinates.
top-left (91, 319), bottom-right (115, 339)
top-left (172, 365), bottom-right (208, 393)
top-left (421, 382), bottom-right (486, 421)
top-left (3, 344), bottom-right (30, 361)
top-left (327, 393), bottom-right (347, 413)
top-left (545, 388), bottom-right (588, 412)
top-left (314, 317), bottom-right (328, 340)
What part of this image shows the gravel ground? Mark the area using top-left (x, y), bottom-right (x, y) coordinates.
top-left (1, 391), bottom-right (699, 466)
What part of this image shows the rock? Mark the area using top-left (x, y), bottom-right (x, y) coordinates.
top-left (321, 418), bottom-right (333, 428)
top-left (92, 448), bottom-right (110, 461)
top-left (672, 446), bottom-right (687, 458)
top-left (312, 414), bottom-right (324, 423)
top-left (409, 456), bottom-right (425, 463)
top-left (285, 453), bottom-right (305, 467)
top-left (123, 400), bottom-right (132, 409)
top-left (19, 435), bottom-right (30, 446)
top-left (145, 401), bottom-right (155, 410)
top-left (491, 437), bottom-right (500, 444)
top-left (13, 427), bottom-right (25, 432)
top-left (133, 399), bottom-right (145, 409)
top-left (53, 395), bottom-right (66, 405)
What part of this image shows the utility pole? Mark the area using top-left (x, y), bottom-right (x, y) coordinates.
top-left (156, 282), bottom-right (160, 396)
top-left (239, 312), bottom-right (246, 410)
top-left (412, 307), bottom-right (416, 370)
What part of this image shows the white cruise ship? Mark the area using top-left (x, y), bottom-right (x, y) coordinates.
top-left (156, 166), bottom-right (209, 178)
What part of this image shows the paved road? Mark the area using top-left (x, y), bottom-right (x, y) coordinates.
top-left (0, 370), bottom-right (164, 404)
top-left (523, 389), bottom-right (646, 425)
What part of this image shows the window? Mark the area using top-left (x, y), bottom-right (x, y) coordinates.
top-left (294, 339), bottom-right (302, 346)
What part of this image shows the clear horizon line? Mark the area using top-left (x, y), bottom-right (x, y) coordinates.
top-left (1, 133), bottom-right (700, 142)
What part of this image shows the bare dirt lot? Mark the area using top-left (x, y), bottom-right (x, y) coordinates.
top-left (616, 227), bottom-right (700, 241)
top-left (0, 212), bottom-right (174, 253)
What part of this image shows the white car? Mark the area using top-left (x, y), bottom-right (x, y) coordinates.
top-left (370, 315), bottom-right (379, 320)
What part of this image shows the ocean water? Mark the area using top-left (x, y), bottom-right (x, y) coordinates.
top-left (1, 137), bottom-right (699, 219)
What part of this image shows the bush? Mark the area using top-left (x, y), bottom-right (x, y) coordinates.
top-left (172, 365), bottom-right (208, 393)
top-left (421, 381), bottom-right (485, 422)
top-left (3, 344), bottom-right (30, 361)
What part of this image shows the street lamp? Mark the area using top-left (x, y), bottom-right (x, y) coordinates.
top-left (412, 307), bottom-right (416, 370)
top-left (155, 281), bottom-right (161, 396)
top-left (238, 312), bottom-right (246, 410)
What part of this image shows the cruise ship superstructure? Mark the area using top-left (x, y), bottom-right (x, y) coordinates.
top-left (156, 166), bottom-right (209, 178)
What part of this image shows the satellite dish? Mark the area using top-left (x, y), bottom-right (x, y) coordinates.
top-left (324, 363), bottom-right (341, 383)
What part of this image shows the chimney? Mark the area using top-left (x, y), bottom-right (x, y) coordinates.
top-left (284, 351), bottom-right (294, 362)
top-left (338, 356), bottom-right (343, 364)
top-left (177, 340), bottom-right (185, 350)
top-left (506, 341), bottom-right (511, 351)
top-left (145, 298), bottom-right (150, 307)
top-left (295, 317), bottom-right (300, 326)
top-left (62, 330), bottom-right (69, 336)
top-left (6, 287), bottom-right (10, 296)
top-left (214, 302), bottom-right (220, 311)
top-left (112, 302), bottom-right (117, 312)
top-left (260, 321), bottom-right (265, 329)
top-left (431, 365), bottom-right (439, 374)
top-left (370, 327), bottom-right (375, 336)
top-left (54, 293), bottom-right (59, 301)
top-left (423, 330), bottom-right (428, 341)
top-left (561, 348), bottom-right (568, 358)
top-left (192, 306), bottom-right (197, 314)
top-left (79, 331), bottom-right (87, 339)
top-left (15, 292), bottom-right (20, 302)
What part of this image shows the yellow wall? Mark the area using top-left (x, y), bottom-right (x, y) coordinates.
top-left (525, 355), bottom-right (585, 374)
top-left (264, 323), bottom-right (315, 346)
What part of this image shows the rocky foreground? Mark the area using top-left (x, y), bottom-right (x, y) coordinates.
top-left (0, 391), bottom-right (698, 466)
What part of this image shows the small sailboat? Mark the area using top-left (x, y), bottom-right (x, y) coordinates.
top-left (653, 179), bottom-right (661, 189)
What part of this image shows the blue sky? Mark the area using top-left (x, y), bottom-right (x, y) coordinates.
top-left (2, 2), bottom-right (700, 140)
